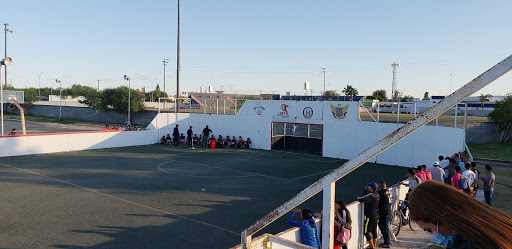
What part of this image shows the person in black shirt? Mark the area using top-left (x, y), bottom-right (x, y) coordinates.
top-left (377, 181), bottom-right (392, 248)
top-left (202, 125), bottom-right (212, 149)
top-left (187, 126), bottom-right (194, 149)
top-left (358, 182), bottom-right (380, 249)
top-left (173, 124), bottom-right (180, 148)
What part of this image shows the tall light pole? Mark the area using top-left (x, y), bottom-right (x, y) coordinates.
top-left (97, 80), bottom-right (100, 92)
top-left (163, 59), bottom-right (169, 94)
top-left (124, 75), bottom-right (131, 125)
top-left (4, 24), bottom-right (13, 89)
top-left (149, 78), bottom-right (156, 102)
top-left (1, 57), bottom-right (13, 136)
top-left (177, 0), bottom-right (181, 100)
top-left (36, 72), bottom-right (43, 99)
top-left (55, 79), bottom-right (62, 119)
top-left (321, 68), bottom-right (326, 100)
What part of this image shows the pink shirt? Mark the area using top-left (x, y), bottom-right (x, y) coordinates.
top-left (451, 173), bottom-right (463, 192)
top-left (416, 171), bottom-right (427, 182)
top-left (424, 170), bottom-right (432, 180)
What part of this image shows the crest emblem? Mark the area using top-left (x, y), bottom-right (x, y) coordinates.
top-left (277, 104), bottom-right (289, 118)
top-left (303, 107), bottom-right (313, 119)
top-left (254, 104), bottom-right (265, 115)
top-left (330, 104), bottom-right (349, 119)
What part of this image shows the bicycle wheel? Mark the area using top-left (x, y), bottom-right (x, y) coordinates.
top-left (409, 218), bottom-right (420, 231)
top-left (391, 210), bottom-right (402, 236)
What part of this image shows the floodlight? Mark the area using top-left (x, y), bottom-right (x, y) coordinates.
top-left (1, 57), bottom-right (12, 66)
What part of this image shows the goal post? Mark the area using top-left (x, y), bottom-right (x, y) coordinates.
top-left (271, 122), bottom-right (323, 155)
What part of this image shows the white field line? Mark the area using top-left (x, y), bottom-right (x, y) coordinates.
top-left (0, 162), bottom-right (239, 236)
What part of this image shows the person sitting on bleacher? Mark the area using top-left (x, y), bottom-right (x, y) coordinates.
top-left (166, 134), bottom-right (172, 145)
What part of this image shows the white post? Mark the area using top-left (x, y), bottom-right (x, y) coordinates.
top-left (454, 106), bottom-right (458, 128)
top-left (464, 103), bottom-right (468, 131)
top-left (414, 103), bottom-right (417, 118)
top-left (235, 99), bottom-right (238, 114)
top-left (224, 99), bottom-right (226, 114)
top-left (377, 103), bottom-right (380, 122)
top-left (0, 66), bottom-right (3, 136)
top-left (397, 103), bottom-right (400, 124)
top-left (321, 182), bottom-right (335, 249)
top-left (216, 99), bottom-right (219, 114)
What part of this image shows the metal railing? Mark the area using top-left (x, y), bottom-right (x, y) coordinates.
top-left (241, 55), bottom-right (512, 249)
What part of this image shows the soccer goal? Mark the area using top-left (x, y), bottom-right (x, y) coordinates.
top-left (271, 122), bottom-right (323, 154)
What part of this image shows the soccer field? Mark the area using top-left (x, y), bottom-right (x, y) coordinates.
top-left (0, 145), bottom-right (406, 248)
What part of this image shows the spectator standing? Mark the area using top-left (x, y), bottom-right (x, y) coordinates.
top-left (416, 165), bottom-right (427, 181)
top-left (422, 165), bottom-right (432, 180)
top-left (358, 182), bottom-right (380, 249)
top-left (187, 126), bottom-right (194, 149)
top-left (404, 168), bottom-right (421, 192)
top-left (444, 158), bottom-right (457, 184)
top-left (470, 162), bottom-right (480, 191)
top-left (173, 125), bottom-right (180, 148)
top-left (202, 125), bottom-right (212, 149)
top-left (459, 156), bottom-right (470, 173)
top-left (430, 161), bottom-right (446, 183)
top-left (462, 163), bottom-right (476, 196)
top-left (288, 209), bottom-right (320, 248)
top-left (480, 165), bottom-right (495, 206)
top-left (438, 156), bottom-right (448, 169)
top-left (377, 181), bottom-right (391, 248)
top-left (451, 166), bottom-right (470, 193)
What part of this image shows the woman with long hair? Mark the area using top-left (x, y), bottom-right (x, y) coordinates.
top-left (334, 201), bottom-right (352, 249)
top-left (408, 181), bottom-right (512, 249)
top-left (288, 208), bottom-right (320, 248)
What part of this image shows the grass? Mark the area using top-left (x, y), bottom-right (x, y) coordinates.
top-left (468, 140), bottom-right (512, 162)
top-left (359, 112), bottom-right (489, 125)
top-left (487, 165), bottom-right (512, 216)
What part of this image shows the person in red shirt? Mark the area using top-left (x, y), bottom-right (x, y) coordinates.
top-left (422, 165), bottom-right (432, 180)
top-left (111, 125), bottom-right (120, 131)
top-left (416, 165), bottom-right (427, 182)
top-left (8, 128), bottom-right (16, 136)
top-left (102, 125), bottom-right (111, 131)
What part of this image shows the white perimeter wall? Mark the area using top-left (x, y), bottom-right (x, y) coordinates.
top-left (149, 100), bottom-right (465, 167)
top-left (0, 130), bottom-right (159, 157)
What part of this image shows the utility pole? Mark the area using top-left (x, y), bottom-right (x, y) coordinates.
top-left (450, 73), bottom-right (453, 94)
top-left (163, 58), bottom-right (169, 94)
top-left (176, 0), bottom-right (181, 113)
top-left (322, 68), bottom-right (326, 100)
top-left (4, 24), bottom-right (13, 89)
top-left (97, 80), bottom-right (100, 92)
top-left (36, 72), bottom-right (43, 98)
top-left (391, 62), bottom-right (399, 102)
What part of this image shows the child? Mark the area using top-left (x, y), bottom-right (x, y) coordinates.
top-left (288, 209), bottom-right (320, 248)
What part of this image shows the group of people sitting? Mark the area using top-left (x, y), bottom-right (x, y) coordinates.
top-left (102, 124), bottom-right (142, 131)
top-left (160, 133), bottom-right (251, 149)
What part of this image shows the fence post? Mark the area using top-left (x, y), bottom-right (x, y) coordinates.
top-left (377, 103), bottom-right (380, 122)
top-left (464, 103), bottom-right (468, 131)
top-left (217, 99), bottom-right (219, 114)
top-left (321, 181), bottom-right (335, 249)
top-left (189, 98), bottom-right (192, 113)
top-left (204, 99), bottom-right (206, 114)
top-left (397, 103), bottom-right (400, 124)
top-left (235, 99), bottom-right (238, 114)
top-left (224, 99), bottom-right (226, 114)
top-left (414, 103), bottom-right (417, 118)
top-left (454, 106), bottom-right (458, 128)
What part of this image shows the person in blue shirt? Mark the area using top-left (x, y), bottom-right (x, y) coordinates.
top-left (288, 208), bottom-right (320, 248)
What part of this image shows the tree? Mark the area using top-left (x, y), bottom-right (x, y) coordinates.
top-left (323, 90), bottom-right (339, 96)
top-left (101, 86), bottom-right (145, 114)
top-left (371, 90), bottom-right (387, 102)
top-left (342, 85), bottom-right (358, 96)
top-left (146, 84), bottom-right (168, 102)
top-left (488, 94), bottom-right (512, 142)
top-left (423, 92), bottom-right (430, 100)
top-left (400, 95), bottom-right (414, 102)
top-left (479, 94), bottom-right (493, 107)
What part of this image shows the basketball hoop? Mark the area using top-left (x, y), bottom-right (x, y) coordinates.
top-left (7, 102), bottom-right (15, 111)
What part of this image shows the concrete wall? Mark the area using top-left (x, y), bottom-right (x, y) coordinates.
top-left (465, 122), bottom-right (511, 144)
top-left (150, 100), bottom-right (466, 167)
top-left (9, 104), bottom-right (158, 126)
top-left (0, 130), bottom-right (159, 157)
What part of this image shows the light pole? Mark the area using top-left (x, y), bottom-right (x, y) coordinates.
top-left (124, 75), bottom-right (131, 125)
top-left (149, 78), bottom-right (156, 102)
top-left (1, 57), bottom-right (13, 136)
top-left (36, 72), bottom-right (43, 99)
top-left (55, 79), bottom-right (62, 119)
top-left (4, 24), bottom-right (13, 89)
top-left (163, 59), bottom-right (169, 94)
top-left (322, 68), bottom-right (326, 100)
top-left (97, 80), bottom-right (100, 92)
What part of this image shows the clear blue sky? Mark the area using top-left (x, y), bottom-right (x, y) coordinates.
top-left (3, 0), bottom-right (512, 98)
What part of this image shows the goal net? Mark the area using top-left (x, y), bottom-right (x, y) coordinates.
top-left (271, 122), bottom-right (323, 154)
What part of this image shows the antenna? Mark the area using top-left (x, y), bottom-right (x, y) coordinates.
top-left (391, 62), bottom-right (399, 102)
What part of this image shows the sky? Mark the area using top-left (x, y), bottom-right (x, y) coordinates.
top-left (2, 0), bottom-right (512, 99)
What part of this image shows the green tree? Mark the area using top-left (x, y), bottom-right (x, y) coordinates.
top-left (371, 90), bottom-right (387, 101)
top-left (423, 92), bottom-right (430, 100)
top-left (146, 84), bottom-right (168, 102)
top-left (400, 95), bottom-right (414, 102)
top-left (342, 85), bottom-right (358, 96)
top-left (101, 86), bottom-right (145, 114)
top-left (479, 94), bottom-right (493, 107)
top-left (323, 90), bottom-right (339, 96)
top-left (488, 94), bottom-right (512, 142)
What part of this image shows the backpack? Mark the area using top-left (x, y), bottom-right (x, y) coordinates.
top-left (458, 175), bottom-right (468, 190)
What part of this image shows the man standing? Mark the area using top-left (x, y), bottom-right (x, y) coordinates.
top-left (480, 165), bottom-right (495, 206)
top-left (470, 162), bottom-right (480, 191)
top-left (463, 163), bottom-right (476, 196)
top-left (187, 126), bottom-right (194, 149)
top-left (430, 161), bottom-right (446, 183)
top-left (358, 182), bottom-right (380, 249)
top-left (377, 181), bottom-right (391, 248)
top-left (202, 125), bottom-right (212, 149)
top-left (173, 124), bottom-right (180, 148)
top-left (444, 158), bottom-right (457, 184)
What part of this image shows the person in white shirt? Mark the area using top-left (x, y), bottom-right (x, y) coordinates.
top-left (462, 163), bottom-right (476, 196)
top-left (459, 156), bottom-right (470, 173)
top-left (430, 161), bottom-right (445, 183)
top-left (438, 156), bottom-right (448, 169)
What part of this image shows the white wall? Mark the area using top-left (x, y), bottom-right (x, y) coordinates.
top-left (0, 130), bottom-right (159, 157)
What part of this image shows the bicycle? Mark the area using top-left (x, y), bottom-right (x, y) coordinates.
top-left (391, 199), bottom-right (420, 236)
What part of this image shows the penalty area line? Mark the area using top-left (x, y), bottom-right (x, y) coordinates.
top-left (0, 162), bottom-right (239, 236)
